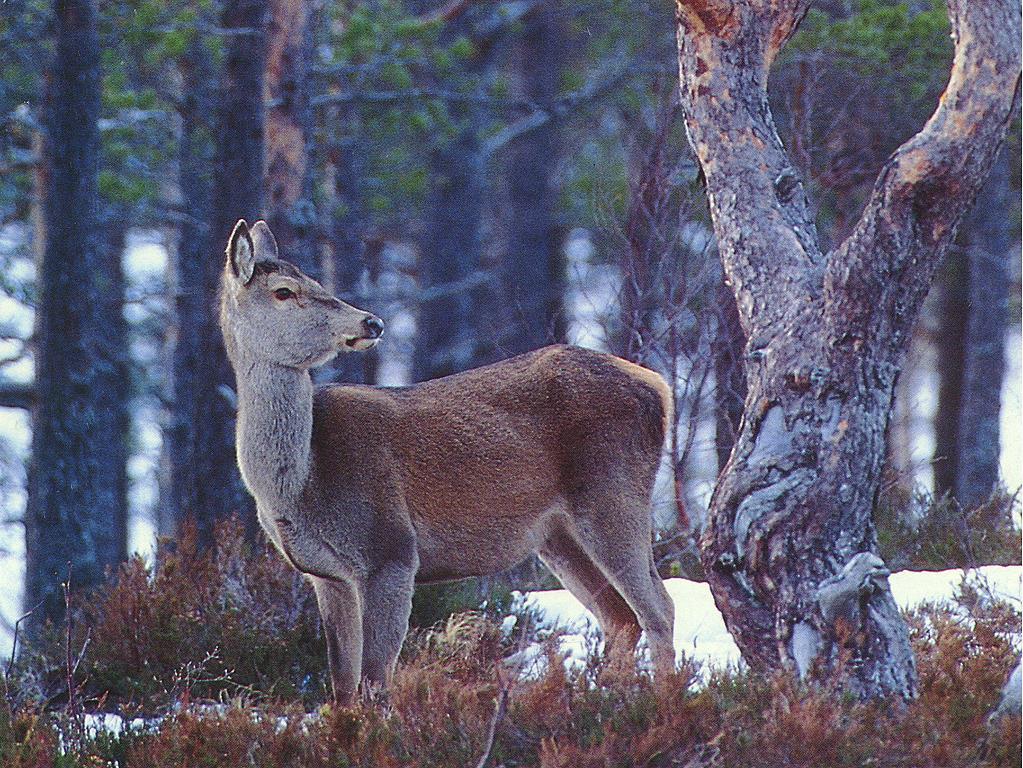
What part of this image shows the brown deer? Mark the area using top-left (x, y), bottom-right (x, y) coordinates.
top-left (220, 219), bottom-right (677, 703)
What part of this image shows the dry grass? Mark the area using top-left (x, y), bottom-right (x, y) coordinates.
top-left (2, 519), bottom-right (1019, 767)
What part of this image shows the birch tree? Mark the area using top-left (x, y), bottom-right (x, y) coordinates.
top-left (676, 0), bottom-right (1020, 697)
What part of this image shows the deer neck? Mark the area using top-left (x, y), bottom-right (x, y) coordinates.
top-left (234, 360), bottom-right (314, 505)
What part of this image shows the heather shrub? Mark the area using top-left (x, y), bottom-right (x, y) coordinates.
top-left (876, 486), bottom-right (1021, 571)
top-left (3, 518), bottom-right (1018, 766)
top-left (521, 657), bottom-right (719, 767)
top-left (13, 519), bottom-right (327, 711)
top-left (87, 520), bottom-right (327, 707)
top-left (0, 707), bottom-right (59, 768)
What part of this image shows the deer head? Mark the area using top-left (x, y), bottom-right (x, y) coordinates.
top-left (219, 219), bottom-right (383, 369)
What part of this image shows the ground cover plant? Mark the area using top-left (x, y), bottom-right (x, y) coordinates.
top-left (2, 517), bottom-right (1019, 767)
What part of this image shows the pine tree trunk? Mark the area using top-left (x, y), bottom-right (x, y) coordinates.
top-left (328, 137), bottom-right (370, 385)
top-left (500, 3), bottom-right (567, 355)
top-left (26, 0), bottom-right (128, 627)
top-left (413, 133), bottom-right (486, 381)
top-left (676, 0), bottom-right (1020, 698)
top-left (933, 245), bottom-right (967, 498)
top-left (264, 0), bottom-right (319, 279)
top-left (956, 150), bottom-right (1011, 508)
top-left (203, 0), bottom-right (268, 541)
top-left (411, 3), bottom-right (497, 382)
top-left (98, 220), bottom-right (130, 562)
top-left (163, 41), bottom-right (216, 539)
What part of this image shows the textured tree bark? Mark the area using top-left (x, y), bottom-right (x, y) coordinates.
top-left (956, 150), bottom-right (1011, 508)
top-left (676, 0), bottom-right (1020, 697)
top-left (713, 278), bottom-right (746, 472)
top-left (163, 41), bottom-right (216, 539)
top-left (500, 2), bottom-right (567, 356)
top-left (413, 132), bottom-right (487, 381)
top-left (933, 246), bottom-right (966, 497)
top-left (203, 0), bottom-right (269, 541)
top-left (26, 0), bottom-right (128, 627)
top-left (264, 0), bottom-right (319, 280)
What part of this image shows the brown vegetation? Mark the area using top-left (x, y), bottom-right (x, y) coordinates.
top-left (2, 518), bottom-right (1019, 766)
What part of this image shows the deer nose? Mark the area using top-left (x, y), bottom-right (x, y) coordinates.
top-left (362, 315), bottom-right (384, 339)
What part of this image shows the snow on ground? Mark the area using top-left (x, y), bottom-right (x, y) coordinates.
top-left (523, 565), bottom-right (1022, 672)
top-left (57, 565), bottom-right (1017, 740)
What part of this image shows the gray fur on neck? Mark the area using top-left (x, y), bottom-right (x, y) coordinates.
top-left (235, 358), bottom-right (314, 504)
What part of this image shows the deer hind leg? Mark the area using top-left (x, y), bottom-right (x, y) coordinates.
top-left (539, 524), bottom-right (642, 663)
top-left (360, 559), bottom-right (416, 695)
top-left (566, 489), bottom-right (676, 677)
top-left (313, 577), bottom-right (363, 704)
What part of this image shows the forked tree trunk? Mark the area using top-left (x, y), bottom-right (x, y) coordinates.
top-left (675, 0), bottom-right (1020, 698)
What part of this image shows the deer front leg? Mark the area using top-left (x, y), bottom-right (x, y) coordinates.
top-left (360, 560), bottom-right (416, 694)
top-left (313, 577), bottom-right (363, 704)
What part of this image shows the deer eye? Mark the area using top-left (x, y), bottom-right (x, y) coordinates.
top-left (273, 287), bottom-right (295, 301)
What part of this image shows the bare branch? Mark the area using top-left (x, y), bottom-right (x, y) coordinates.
top-left (420, 0), bottom-right (476, 25)
top-left (481, 111), bottom-right (550, 158)
top-left (0, 381), bottom-right (33, 409)
top-left (310, 87), bottom-right (527, 110)
top-left (829, 0), bottom-right (1022, 337)
top-left (473, 664), bottom-right (512, 768)
top-left (339, 269), bottom-right (496, 306)
top-left (482, 54), bottom-right (646, 158)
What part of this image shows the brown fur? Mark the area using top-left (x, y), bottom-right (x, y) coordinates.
top-left (220, 220), bottom-right (676, 703)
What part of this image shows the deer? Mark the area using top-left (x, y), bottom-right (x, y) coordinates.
top-left (219, 218), bottom-right (677, 703)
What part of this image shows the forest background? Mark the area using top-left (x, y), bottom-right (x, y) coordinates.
top-left (0, 0), bottom-right (1021, 763)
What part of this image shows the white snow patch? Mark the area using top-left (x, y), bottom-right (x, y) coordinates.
top-left (888, 565), bottom-right (1021, 611)
top-left (31, 565), bottom-right (1023, 742)
top-left (522, 565), bottom-right (1022, 673)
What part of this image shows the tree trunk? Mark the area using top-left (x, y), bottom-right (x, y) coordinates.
top-left (413, 133), bottom-right (486, 381)
top-left (162, 41), bottom-right (216, 539)
top-left (713, 278), bottom-right (746, 472)
top-left (98, 220), bottom-right (130, 561)
top-left (202, 0), bottom-right (268, 542)
top-left (411, 2), bottom-right (496, 382)
top-left (327, 137), bottom-right (370, 384)
top-left (264, 0), bottom-right (319, 280)
top-left (933, 246), bottom-right (966, 498)
top-left (676, 0), bottom-right (1020, 698)
top-left (26, 0), bottom-right (128, 627)
top-left (956, 149), bottom-right (1011, 508)
top-left (500, 2), bottom-right (567, 356)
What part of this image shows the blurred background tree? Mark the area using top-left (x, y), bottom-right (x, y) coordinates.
top-left (0, 0), bottom-right (1018, 636)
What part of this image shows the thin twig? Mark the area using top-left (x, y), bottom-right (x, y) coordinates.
top-left (473, 666), bottom-right (511, 768)
top-left (5, 603), bottom-right (39, 682)
top-left (475, 612), bottom-right (532, 768)
top-left (3, 601), bottom-right (42, 716)
top-left (64, 564), bottom-right (77, 718)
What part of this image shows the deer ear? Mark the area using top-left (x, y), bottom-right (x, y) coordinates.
top-left (227, 219), bottom-right (255, 285)
top-left (250, 220), bottom-right (280, 261)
